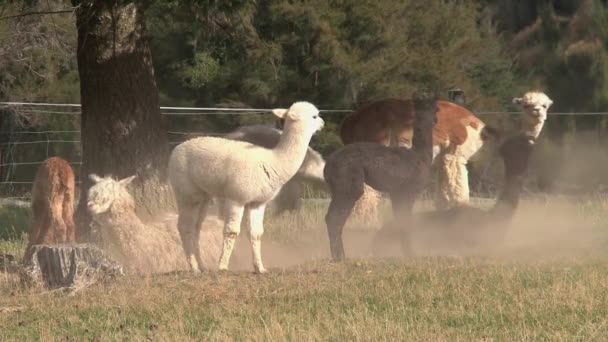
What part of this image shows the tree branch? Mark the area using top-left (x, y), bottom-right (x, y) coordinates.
top-left (0, 9), bottom-right (75, 21)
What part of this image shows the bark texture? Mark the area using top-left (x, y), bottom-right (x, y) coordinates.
top-left (72, 1), bottom-right (175, 241)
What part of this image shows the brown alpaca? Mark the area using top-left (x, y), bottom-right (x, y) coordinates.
top-left (341, 98), bottom-right (489, 210)
top-left (380, 132), bottom-right (536, 253)
top-left (24, 157), bottom-right (76, 258)
top-left (324, 95), bottom-right (438, 261)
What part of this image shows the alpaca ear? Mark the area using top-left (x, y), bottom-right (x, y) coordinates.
top-left (89, 174), bottom-right (103, 183)
top-left (272, 108), bottom-right (288, 119)
top-left (512, 97), bottom-right (523, 105)
top-left (118, 175), bottom-right (136, 186)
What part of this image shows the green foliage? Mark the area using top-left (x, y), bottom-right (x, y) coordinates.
top-left (4, 0), bottom-right (608, 191)
top-left (147, 0), bottom-right (524, 154)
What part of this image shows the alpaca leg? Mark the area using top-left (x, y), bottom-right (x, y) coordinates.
top-left (62, 188), bottom-right (75, 243)
top-left (193, 198), bottom-right (210, 271)
top-left (216, 197), bottom-right (226, 222)
top-left (218, 200), bottom-right (245, 271)
top-left (325, 196), bottom-right (359, 261)
top-left (246, 204), bottom-right (267, 274)
top-left (390, 193), bottom-right (416, 256)
top-left (434, 154), bottom-right (469, 210)
top-left (177, 199), bottom-right (203, 272)
top-left (48, 191), bottom-right (67, 243)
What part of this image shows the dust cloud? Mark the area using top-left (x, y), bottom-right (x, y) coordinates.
top-left (227, 197), bottom-right (608, 272)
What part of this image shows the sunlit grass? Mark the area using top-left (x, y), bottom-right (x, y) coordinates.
top-left (1, 195), bottom-right (608, 340)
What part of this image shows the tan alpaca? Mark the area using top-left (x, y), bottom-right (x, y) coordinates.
top-left (24, 157), bottom-right (76, 259)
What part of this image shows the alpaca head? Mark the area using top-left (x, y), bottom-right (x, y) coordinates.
top-left (513, 91), bottom-right (553, 124)
top-left (87, 174), bottom-right (136, 216)
top-left (499, 134), bottom-right (536, 178)
top-left (272, 101), bottom-right (324, 136)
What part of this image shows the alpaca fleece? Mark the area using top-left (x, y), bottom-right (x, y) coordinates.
top-left (324, 96), bottom-right (438, 261)
top-left (169, 101), bottom-right (324, 273)
top-left (340, 98), bottom-right (489, 211)
top-left (218, 124), bottom-right (326, 215)
top-left (87, 175), bottom-right (223, 274)
top-left (24, 157), bottom-right (76, 261)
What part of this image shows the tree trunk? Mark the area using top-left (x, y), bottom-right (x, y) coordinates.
top-left (72, 1), bottom-right (175, 242)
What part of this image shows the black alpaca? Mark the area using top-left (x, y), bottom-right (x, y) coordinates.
top-left (323, 95), bottom-right (438, 261)
top-left (383, 133), bottom-right (537, 252)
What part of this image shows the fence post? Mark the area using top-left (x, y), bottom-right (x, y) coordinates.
top-left (448, 88), bottom-right (465, 105)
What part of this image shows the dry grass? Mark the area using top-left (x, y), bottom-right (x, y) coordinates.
top-left (1, 195), bottom-right (608, 340)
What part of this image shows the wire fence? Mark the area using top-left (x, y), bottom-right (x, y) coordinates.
top-left (2, 101), bottom-right (608, 201)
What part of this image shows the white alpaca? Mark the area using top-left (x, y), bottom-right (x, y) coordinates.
top-left (223, 124), bottom-right (325, 183)
top-left (218, 124), bottom-right (326, 216)
top-left (168, 101), bottom-right (324, 273)
top-left (87, 174), bottom-right (223, 274)
top-left (512, 91), bottom-right (553, 138)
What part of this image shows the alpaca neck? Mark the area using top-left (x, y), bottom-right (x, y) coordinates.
top-left (522, 116), bottom-right (545, 138)
top-left (412, 132), bottom-right (434, 165)
top-left (273, 122), bottom-right (314, 179)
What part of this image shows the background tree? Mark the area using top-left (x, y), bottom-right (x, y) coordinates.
top-left (71, 0), bottom-right (174, 241)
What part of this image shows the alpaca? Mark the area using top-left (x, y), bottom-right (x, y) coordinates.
top-left (381, 133), bottom-right (537, 253)
top-left (339, 91), bottom-right (553, 211)
top-left (24, 157), bottom-right (76, 260)
top-left (512, 90), bottom-right (553, 138)
top-left (86, 174), bottom-right (224, 274)
top-left (168, 101), bottom-right (324, 273)
top-left (324, 95), bottom-right (438, 261)
top-left (220, 124), bottom-right (326, 215)
top-left (340, 98), bottom-right (490, 213)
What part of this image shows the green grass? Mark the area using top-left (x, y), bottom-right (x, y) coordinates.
top-left (0, 205), bottom-right (30, 241)
top-left (1, 196), bottom-right (608, 340)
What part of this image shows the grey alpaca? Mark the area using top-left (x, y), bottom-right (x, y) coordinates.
top-left (222, 125), bottom-right (326, 214)
top-left (382, 132), bottom-right (537, 251)
top-left (323, 95), bottom-right (439, 261)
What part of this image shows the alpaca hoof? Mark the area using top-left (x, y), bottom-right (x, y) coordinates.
top-left (254, 266), bottom-right (268, 274)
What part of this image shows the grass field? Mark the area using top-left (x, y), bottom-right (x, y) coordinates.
top-left (1, 196), bottom-right (608, 340)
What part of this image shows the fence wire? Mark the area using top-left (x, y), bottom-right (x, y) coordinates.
top-left (2, 102), bottom-right (608, 200)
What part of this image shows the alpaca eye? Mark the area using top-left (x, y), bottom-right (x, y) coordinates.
top-left (313, 115), bottom-right (318, 119)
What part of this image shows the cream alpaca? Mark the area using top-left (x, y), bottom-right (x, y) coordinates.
top-left (169, 101), bottom-right (324, 273)
top-left (87, 174), bottom-right (223, 274)
top-left (218, 124), bottom-right (326, 215)
top-left (512, 91), bottom-right (553, 138)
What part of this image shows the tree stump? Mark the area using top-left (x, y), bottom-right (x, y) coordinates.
top-left (20, 244), bottom-right (123, 290)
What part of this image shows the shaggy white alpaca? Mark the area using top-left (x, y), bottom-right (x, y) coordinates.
top-left (512, 91), bottom-right (553, 138)
top-left (87, 174), bottom-right (223, 274)
top-left (169, 101), bottom-right (324, 273)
